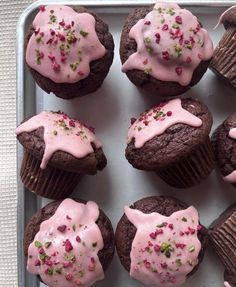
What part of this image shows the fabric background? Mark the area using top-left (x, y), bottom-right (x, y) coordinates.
top-left (0, 0), bottom-right (221, 286)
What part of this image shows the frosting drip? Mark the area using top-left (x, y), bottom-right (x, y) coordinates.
top-left (127, 98), bottom-right (202, 148)
top-left (125, 206), bottom-right (201, 287)
top-left (26, 5), bottom-right (106, 83)
top-left (122, 2), bottom-right (213, 86)
top-left (223, 127), bottom-right (236, 183)
top-left (15, 111), bottom-right (102, 169)
top-left (27, 199), bottom-right (104, 287)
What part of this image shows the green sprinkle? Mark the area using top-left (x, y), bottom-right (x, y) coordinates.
top-left (92, 242), bottom-right (97, 248)
top-left (70, 62), bottom-right (78, 71)
top-left (53, 130), bottom-right (57, 136)
top-left (72, 224), bottom-right (76, 231)
top-left (186, 44), bottom-right (192, 50)
top-left (59, 43), bottom-right (65, 51)
top-left (176, 259), bottom-right (182, 267)
top-left (44, 242), bottom-right (52, 249)
top-left (78, 270), bottom-right (84, 278)
top-left (39, 253), bottom-right (49, 261)
top-left (157, 7), bottom-right (162, 13)
top-left (160, 19), bottom-right (165, 24)
top-left (174, 44), bottom-right (182, 57)
top-left (157, 222), bottom-right (167, 228)
top-left (55, 268), bottom-right (62, 274)
top-left (36, 36), bottom-right (42, 44)
top-left (64, 253), bottom-right (75, 262)
top-left (138, 127), bottom-right (142, 131)
top-left (188, 245), bottom-right (195, 252)
top-left (168, 8), bottom-right (175, 15)
top-left (146, 47), bottom-right (153, 54)
top-left (80, 30), bottom-right (89, 37)
top-left (182, 217), bottom-right (187, 222)
top-left (154, 111), bottom-right (164, 119)
top-left (49, 14), bottom-right (56, 23)
top-left (160, 242), bottom-right (174, 258)
top-left (151, 267), bottom-right (158, 273)
top-left (34, 241), bottom-right (42, 248)
top-left (46, 268), bottom-right (53, 275)
top-left (144, 37), bottom-right (151, 45)
top-left (144, 68), bottom-right (152, 75)
top-left (172, 23), bottom-right (179, 29)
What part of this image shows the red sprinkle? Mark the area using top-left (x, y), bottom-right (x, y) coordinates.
top-left (144, 120), bottom-right (149, 126)
top-left (64, 239), bottom-right (73, 252)
top-left (52, 62), bottom-right (61, 72)
top-left (69, 120), bottom-right (75, 127)
top-left (63, 261), bottom-right (72, 268)
top-left (45, 259), bottom-right (53, 266)
top-left (180, 231), bottom-right (185, 236)
top-left (59, 20), bottom-right (65, 27)
top-left (34, 28), bottom-right (40, 36)
top-left (48, 54), bottom-right (55, 61)
top-left (175, 16), bottom-right (182, 24)
top-left (76, 235), bottom-right (81, 243)
top-left (155, 32), bottom-right (161, 44)
top-left (34, 259), bottom-right (41, 266)
top-left (197, 225), bottom-right (203, 231)
top-left (144, 21), bottom-right (151, 25)
top-left (54, 39), bottom-right (58, 45)
top-left (168, 223), bottom-right (174, 229)
top-left (65, 273), bottom-right (73, 281)
top-left (66, 215), bottom-right (71, 220)
top-left (162, 24), bottom-right (169, 31)
top-left (78, 71), bottom-right (84, 76)
top-left (38, 248), bottom-right (45, 254)
top-left (130, 117), bottom-right (137, 125)
top-left (46, 38), bottom-right (53, 45)
top-left (39, 6), bottom-right (46, 12)
top-left (154, 244), bottom-right (161, 252)
top-left (50, 29), bottom-right (55, 36)
top-left (75, 279), bottom-right (81, 285)
top-left (65, 24), bottom-right (71, 29)
top-left (188, 227), bottom-right (195, 234)
top-left (149, 232), bottom-right (157, 240)
top-left (162, 51), bottom-right (170, 61)
top-left (161, 262), bottom-right (167, 269)
top-left (145, 261), bottom-right (151, 269)
top-left (57, 225), bottom-right (66, 233)
top-left (155, 229), bottom-right (163, 235)
top-left (71, 21), bottom-right (75, 27)
top-left (143, 58), bottom-right (148, 65)
top-left (175, 67), bottom-right (182, 76)
top-left (58, 34), bottom-right (65, 41)
top-left (61, 51), bottom-right (66, 57)
top-left (186, 57), bottom-right (192, 63)
top-left (91, 257), bottom-right (95, 264)
top-left (39, 32), bottom-right (44, 37)
top-left (167, 111), bottom-right (172, 117)
top-left (175, 243), bottom-right (186, 249)
top-left (185, 231), bottom-right (190, 235)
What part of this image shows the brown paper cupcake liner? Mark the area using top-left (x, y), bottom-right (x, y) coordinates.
top-left (210, 27), bottom-right (236, 88)
top-left (20, 150), bottom-right (82, 199)
top-left (156, 137), bottom-right (215, 188)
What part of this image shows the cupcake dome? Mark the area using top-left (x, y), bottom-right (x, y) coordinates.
top-left (25, 5), bottom-right (114, 99)
top-left (24, 198), bottom-right (115, 286)
top-left (126, 98), bottom-right (214, 188)
top-left (211, 113), bottom-right (236, 186)
top-left (209, 204), bottom-right (236, 287)
top-left (16, 110), bottom-right (107, 198)
top-left (115, 196), bottom-right (208, 286)
top-left (120, 2), bottom-right (213, 97)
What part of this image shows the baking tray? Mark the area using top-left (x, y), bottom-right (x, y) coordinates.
top-left (16, 1), bottom-right (236, 286)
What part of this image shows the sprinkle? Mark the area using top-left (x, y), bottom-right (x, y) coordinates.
top-left (155, 32), bottom-right (161, 44)
top-left (50, 29), bottom-right (55, 36)
top-left (39, 6), bottom-right (46, 12)
top-left (78, 71), bottom-right (84, 76)
top-left (71, 21), bottom-right (75, 27)
top-left (176, 258), bottom-right (182, 266)
top-left (160, 262), bottom-right (167, 269)
top-left (39, 32), bottom-right (44, 37)
top-left (46, 38), bottom-right (53, 45)
top-left (186, 57), bottom-right (192, 63)
top-left (34, 259), bottom-right (41, 266)
top-left (162, 51), bottom-right (170, 61)
top-left (131, 118), bottom-right (137, 124)
top-left (65, 24), bottom-right (71, 29)
top-left (188, 227), bottom-right (195, 234)
top-left (175, 67), bottom-right (182, 76)
top-left (145, 261), bottom-right (151, 269)
top-left (45, 259), bottom-right (53, 266)
top-left (59, 20), bottom-right (65, 27)
top-left (80, 30), bottom-right (89, 37)
top-left (175, 243), bottom-right (186, 249)
top-left (175, 16), bottom-right (182, 24)
top-left (66, 215), bottom-right (71, 220)
top-left (188, 245), bottom-right (195, 252)
top-left (55, 268), bottom-right (62, 274)
top-left (34, 28), bottom-right (40, 35)
top-left (149, 232), bottom-right (157, 240)
top-left (154, 244), bottom-right (161, 252)
top-left (38, 247), bottom-right (45, 254)
top-left (34, 241), bottom-right (42, 248)
top-left (65, 273), bottom-right (73, 281)
top-left (52, 62), bottom-right (61, 72)
top-left (144, 20), bottom-right (151, 25)
top-left (69, 120), bottom-right (75, 127)
top-left (143, 58), bottom-right (148, 65)
top-left (45, 268), bottom-right (53, 275)
top-left (63, 261), bottom-right (72, 268)
top-left (162, 24), bottom-right (169, 31)
top-left (76, 235), bottom-right (81, 243)
top-left (182, 217), bottom-right (187, 222)
top-left (92, 242), bottom-right (97, 248)
top-left (58, 34), bottom-right (65, 41)
top-left (197, 225), bottom-right (203, 231)
top-left (57, 225), bottom-right (66, 233)
top-left (64, 239), bottom-right (73, 252)
top-left (70, 63), bottom-right (78, 71)
top-left (44, 242), bottom-right (52, 249)
top-left (168, 223), bottom-right (174, 228)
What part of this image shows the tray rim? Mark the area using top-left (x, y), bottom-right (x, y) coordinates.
top-left (16, 1), bottom-right (236, 286)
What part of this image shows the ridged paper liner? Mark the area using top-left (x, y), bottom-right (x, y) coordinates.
top-left (210, 211), bottom-right (236, 274)
top-left (20, 150), bottom-right (81, 199)
top-left (157, 137), bottom-right (214, 188)
top-left (211, 27), bottom-right (236, 88)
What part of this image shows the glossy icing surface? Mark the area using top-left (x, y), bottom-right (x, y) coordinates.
top-left (27, 199), bottom-right (104, 287)
top-left (223, 127), bottom-right (236, 183)
top-left (125, 206), bottom-right (201, 286)
top-left (15, 111), bottom-right (102, 169)
top-left (122, 2), bottom-right (213, 86)
top-left (26, 5), bottom-right (106, 83)
top-left (127, 98), bottom-right (202, 148)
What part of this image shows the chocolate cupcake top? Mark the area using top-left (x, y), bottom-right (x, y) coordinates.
top-left (26, 5), bottom-right (106, 83)
top-left (216, 5), bottom-right (236, 30)
top-left (122, 2), bottom-right (213, 86)
top-left (16, 111), bottom-right (105, 173)
top-left (26, 198), bottom-right (105, 287)
top-left (128, 98), bottom-right (202, 149)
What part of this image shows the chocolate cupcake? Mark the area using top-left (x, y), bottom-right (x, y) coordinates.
top-left (16, 110), bottom-right (107, 199)
top-left (24, 198), bottom-right (115, 286)
top-left (115, 196), bottom-right (208, 286)
top-left (210, 5), bottom-right (236, 89)
top-left (126, 98), bottom-right (214, 188)
top-left (120, 2), bottom-right (213, 98)
top-left (211, 113), bottom-right (236, 186)
top-left (209, 204), bottom-right (236, 287)
top-left (25, 5), bottom-right (114, 99)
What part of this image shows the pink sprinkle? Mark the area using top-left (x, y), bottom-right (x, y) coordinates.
top-left (38, 248), bottom-right (45, 254)
top-left (175, 243), bottom-right (186, 249)
top-left (154, 244), bottom-right (161, 252)
top-left (65, 273), bottom-right (73, 281)
top-left (63, 261), bottom-right (72, 268)
top-left (168, 223), bottom-right (174, 229)
top-left (45, 259), bottom-right (53, 266)
top-left (48, 54), bottom-right (55, 61)
top-left (162, 24), bottom-right (169, 31)
top-left (69, 120), bottom-right (75, 127)
top-left (39, 6), bottom-right (46, 12)
top-left (57, 225), bottom-right (66, 233)
top-left (175, 67), bottom-right (182, 76)
top-left (58, 34), bottom-right (65, 41)
top-left (155, 229), bottom-right (163, 235)
top-left (167, 111), bottom-right (172, 117)
top-left (88, 264), bottom-right (95, 271)
top-left (198, 53), bottom-right (203, 60)
top-left (39, 32), bottom-right (44, 37)
top-left (180, 231), bottom-right (184, 236)
top-left (161, 262), bottom-right (167, 269)
top-left (52, 62), bottom-right (61, 72)
top-left (188, 227), bottom-right (195, 234)
top-left (78, 71), bottom-right (84, 76)
top-left (65, 24), bottom-right (71, 29)
top-left (145, 261), bottom-right (151, 269)
top-left (155, 32), bottom-right (161, 44)
top-left (60, 56), bottom-right (67, 63)
top-left (149, 232), bottom-right (157, 240)
top-left (66, 215), bottom-right (71, 220)
top-left (148, 241), bottom-right (153, 247)
top-left (175, 16), bottom-right (182, 24)
top-left (185, 231), bottom-right (190, 235)
top-left (54, 39), bottom-right (58, 45)
top-left (50, 29), bottom-right (55, 36)
top-left (34, 28), bottom-right (40, 35)
top-left (61, 51), bottom-right (66, 57)
top-left (162, 51), bottom-right (170, 61)
top-left (76, 235), bottom-right (81, 243)
top-left (46, 38), bottom-right (53, 45)
top-left (34, 259), bottom-right (41, 266)
top-left (64, 239), bottom-right (73, 252)
top-left (143, 58), bottom-right (148, 65)
top-left (144, 21), bottom-right (151, 25)
top-left (59, 20), bottom-right (65, 27)
top-left (186, 57), bottom-right (192, 63)
top-left (197, 225), bottom-right (203, 231)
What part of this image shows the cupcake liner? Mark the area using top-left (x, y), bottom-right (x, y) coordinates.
top-left (157, 137), bottom-right (215, 188)
top-left (20, 150), bottom-right (82, 199)
top-left (211, 27), bottom-right (236, 88)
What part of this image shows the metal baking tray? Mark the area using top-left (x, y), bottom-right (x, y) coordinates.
top-left (17, 1), bottom-right (236, 286)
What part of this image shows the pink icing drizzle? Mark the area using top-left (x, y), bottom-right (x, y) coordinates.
top-left (125, 206), bottom-right (201, 287)
top-left (15, 111), bottom-right (102, 169)
top-left (27, 199), bottom-right (104, 287)
top-left (122, 2), bottom-right (213, 86)
top-left (224, 282), bottom-right (232, 287)
top-left (127, 98), bottom-right (202, 148)
top-left (26, 5), bottom-right (106, 83)
top-left (223, 128), bottom-right (236, 183)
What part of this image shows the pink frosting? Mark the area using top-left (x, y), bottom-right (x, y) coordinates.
top-left (27, 199), bottom-right (104, 287)
top-left (224, 282), bottom-right (232, 287)
top-left (15, 111), bottom-right (102, 169)
top-left (223, 128), bottom-right (236, 183)
top-left (26, 5), bottom-right (106, 83)
top-left (125, 206), bottom-right (201, 287)
top-left (122, 2), bottom-right (213, 86)
top-left (127, 98), bottom-right (202, 148)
